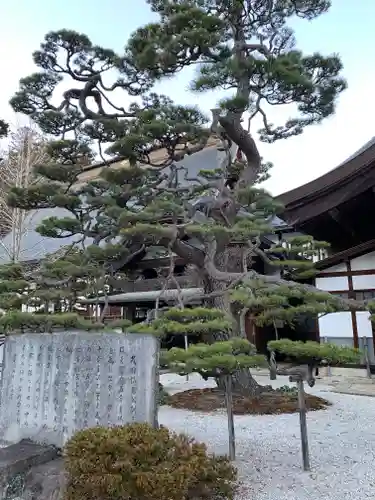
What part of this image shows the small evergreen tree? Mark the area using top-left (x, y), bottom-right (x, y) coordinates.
top-left (0, 245), bottom-right (139, 334)
top-left (162, 330), bottom-right (267, 460)
top-left (0, 254), bottom-right (104, 334)
top-left (6, 1), bottom-right (369, 395)
top-left (154, 309), bottom-right (358, 464)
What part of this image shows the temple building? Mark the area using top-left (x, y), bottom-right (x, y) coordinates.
top-left (277, 137), bottom-right (375, 358)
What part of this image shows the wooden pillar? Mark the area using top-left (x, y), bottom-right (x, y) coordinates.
top-left (122, 304), bottom-right (134, 322)
top-left (244, 313), bottom-right (257, 347)
top-left (346, 261), bottom-right (359, 348)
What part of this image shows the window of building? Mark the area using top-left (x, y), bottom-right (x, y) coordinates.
top-left (330, 290), bottom-right (375, 301)
top-left (355, 290), bottom-right (375, 301)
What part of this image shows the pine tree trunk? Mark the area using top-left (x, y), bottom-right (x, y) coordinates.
top-left (203, 249), bottom-right (272, 396)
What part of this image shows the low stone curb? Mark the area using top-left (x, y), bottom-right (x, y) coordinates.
top-left (0, 440), bottom-right (60, 498)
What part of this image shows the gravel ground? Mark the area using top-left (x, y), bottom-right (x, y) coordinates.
top-left (159, 373), bottom-right (375, 500)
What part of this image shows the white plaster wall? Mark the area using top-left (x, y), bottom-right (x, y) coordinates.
top-left (21, 304), bottom-right (54, 313)
top-left (356, 312), bottom-right (373, 338)
top-left (318, 262), bottom-right (347, 273)
top-left (351, 251), bottom-right (375, 271)
top-left (316, 276), bottom-right (348, 291)
top-left (318, 312), bottom-right (353, 338)
top-left (22, 304), bottom-right (37, 313)
top-left (352, 274), bottom-right (375, 290)
top-left (315, 251), bottom-right (375, 343)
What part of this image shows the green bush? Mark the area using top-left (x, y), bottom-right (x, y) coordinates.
top-left (268, 339), bottom-right (360, 365)
top-left (278, 385), bottom-right (298, 395)
top-left (64, 423), bottom-right (237, 500)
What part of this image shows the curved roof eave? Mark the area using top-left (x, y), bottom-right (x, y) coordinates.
top-left (276, 136), bottom-right (375, 206)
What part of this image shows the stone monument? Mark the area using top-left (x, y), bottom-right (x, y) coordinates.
top-left (0, 331), bottom-right (158, 448)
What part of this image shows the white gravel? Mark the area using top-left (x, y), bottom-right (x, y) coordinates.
top-left (159, 373), bottom-right (375, 500)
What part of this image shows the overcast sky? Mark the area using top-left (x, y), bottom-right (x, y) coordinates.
top-left (1, 1), bottom-right (373, 195)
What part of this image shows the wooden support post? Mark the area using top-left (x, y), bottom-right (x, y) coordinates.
top-left (346, 261), bottom-right (359, 348)
top-left (269, 351), bottom-right (277, 380)
top-left (224, 375), bottom-right (236, 461)
top-left (184, 334), bottom-right (189, 382)
top-left (363, 337), bottom-right (372, 379)
top-left (297, 379), bottom-right (310, 471)
top-left (289, 374), bottom-right (310, 471)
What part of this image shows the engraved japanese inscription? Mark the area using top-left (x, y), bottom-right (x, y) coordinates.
top-left (0, 332), bottom-right (158, 448)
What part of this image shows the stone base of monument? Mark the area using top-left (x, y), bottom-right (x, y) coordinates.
top-left (21, 456), bottom-right (65, 500)
top-left (0, 439), bottom-right (63, 499)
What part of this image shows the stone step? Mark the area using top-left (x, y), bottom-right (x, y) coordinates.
top-left (0, 440), bottom-right (59, 498)
top-left (23, 458), bottom-right (65, 500)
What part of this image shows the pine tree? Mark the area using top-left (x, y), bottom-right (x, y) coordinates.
top-left (0, 254), bottom-right (100, 334)
top-left (0, 244), bottom-right (138, 334)
top-left (155, 308), bottom-right (358, 462)
top-left (0, 119), bottom-right (8, 139)
top-left (6, 1), bottom-right (369, 394)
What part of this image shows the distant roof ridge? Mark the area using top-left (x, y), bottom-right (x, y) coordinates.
top-left (0, 140), bottom-right (224, 264)
top-left (78, 135), bottom-right (219, 179)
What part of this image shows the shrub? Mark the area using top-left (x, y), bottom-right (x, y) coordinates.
top-left (64, 423), bottom-right (237, 500)
top-left (277, 385), bottom-right (298, 395)
top-left (268, 339), bottom-right (360, 365)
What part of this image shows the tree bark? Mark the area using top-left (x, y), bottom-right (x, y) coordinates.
top-left (203, 250), bottom-right (271, 396)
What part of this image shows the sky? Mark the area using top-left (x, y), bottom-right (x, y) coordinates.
top-left (1, 1), bottom-right (374, 196)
